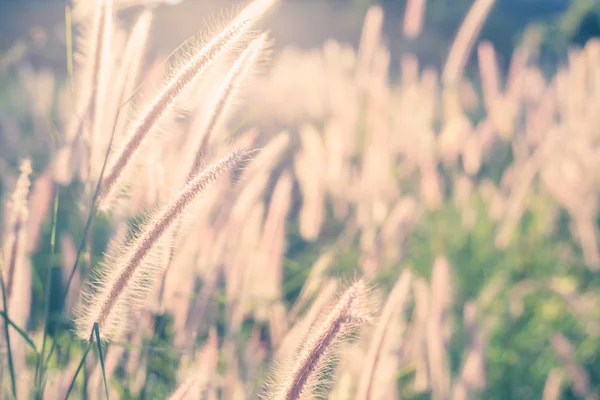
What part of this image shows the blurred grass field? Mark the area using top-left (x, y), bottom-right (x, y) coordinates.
top-left (1, 0), bottom-right (600, 399)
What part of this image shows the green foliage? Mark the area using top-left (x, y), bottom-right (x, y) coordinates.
top-left (140, 313), bottom-right (179, 399)
top-left (1, 0), bottom-right (600, 398)
top-left (398, 188), bottom-right (600, 398)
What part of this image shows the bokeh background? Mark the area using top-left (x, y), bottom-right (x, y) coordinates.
top-left (1, 0), bottom-right (600, 399)
top-left (2, 0), bottom-right (600, 71)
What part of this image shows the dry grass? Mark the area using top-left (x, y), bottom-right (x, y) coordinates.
top-left (1, 0), bottom-right (600, 398)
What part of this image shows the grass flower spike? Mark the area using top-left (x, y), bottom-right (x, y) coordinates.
top-left (97, 0), bottom-right (275, 211)
top-left (77, 149), bottom-right (249, 340)
top-left (275, 279), bottom-right (373, 400)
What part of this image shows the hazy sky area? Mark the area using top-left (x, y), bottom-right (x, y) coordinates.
top-left (0, 0), bottom-right (578, 72)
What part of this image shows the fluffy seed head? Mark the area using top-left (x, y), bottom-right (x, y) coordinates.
top-left (185, 33), bottom-right (269, 182)
top-left (76, 149), bottom-right (249, 340)
top-left (273, 279), bottom-right (373, 400)
top-left (97, 18), bottom-right (252, 212)
top-left (3, 159), bottom-right (32, 301)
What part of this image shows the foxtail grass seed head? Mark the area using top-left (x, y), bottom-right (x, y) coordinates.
top-left (403, 0), bottom-right (426, 39)
top-left (276, 279), bottom-right (373, 400)
top-left (97, 13), bottom-right (258, 212)
top-left (442, 0), bottom-right (496, 86)
top-left (3, 159), bottom-right (32, 301)
top-left (76, 149), bottom-right (249, 340)
top-left (355, 270), bottom-right (412, 400)
top-left (186, 33), bottom-right (269, 182)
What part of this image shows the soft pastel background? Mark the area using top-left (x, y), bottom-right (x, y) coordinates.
top-left (1, 0), bottom-right (600, 399)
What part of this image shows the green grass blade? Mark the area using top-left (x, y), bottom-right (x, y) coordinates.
top-left (0, 273), bottom-right (17, 399)
top-left (93, 323), bottom-right (109, 399)
top-left (35, 191), bottom-right (59, 394)
top-left (0, 310), bottom-right (37, 352)
top-left (64, 332), bottom-right (94, 400)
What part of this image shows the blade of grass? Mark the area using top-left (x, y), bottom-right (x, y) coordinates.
top-left (93, 323), bottom-right (109, 399)
top-left (64, 331), bottom-right (94, 400)
top-left (83, 354), bottom-right (89, 398)
top-left (34, 191), bottom-right (59, 396)
top-left (0, 272), bottom-right (17, 399)
top-left (0, 310), bottom-right (37, 352)
top-left (59, 6), bottom-right (194, 305)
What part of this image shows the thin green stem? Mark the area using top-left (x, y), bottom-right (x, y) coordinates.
top-left (0, 271), bottom-right (17, 399)
top-left (64, 330), bottom-right (94, 400)
top-left (93, 323), bottom-right (109, 399)
top-left (0, 310), bottom-right (37, 353)
top-left (34, 191), bottom-right (59, 397)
